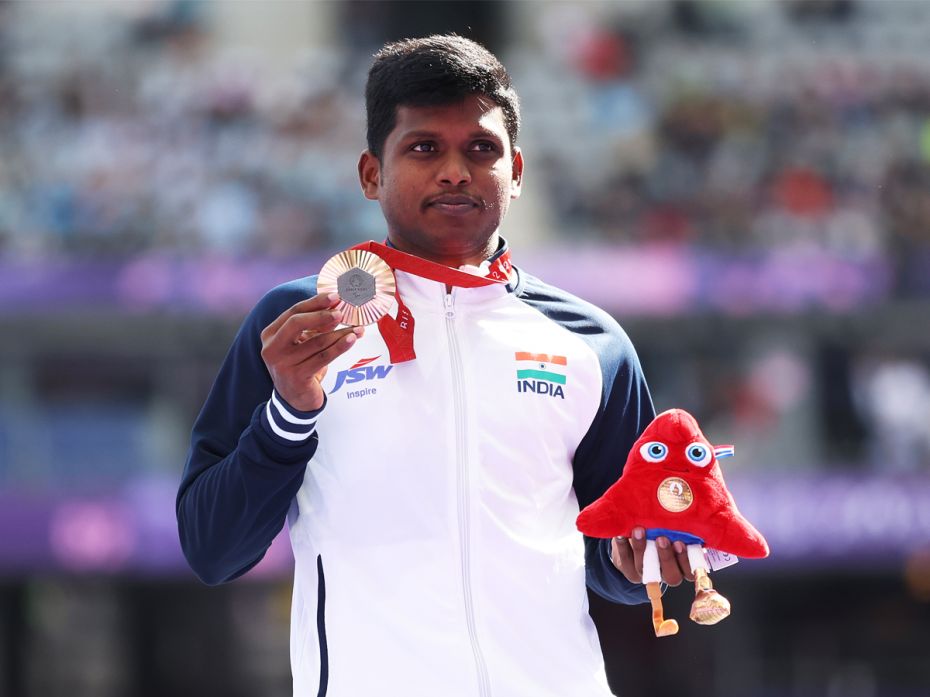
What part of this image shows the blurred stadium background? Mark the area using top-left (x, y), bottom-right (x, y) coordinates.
top-left (1, 1), bottom-right (929, 696)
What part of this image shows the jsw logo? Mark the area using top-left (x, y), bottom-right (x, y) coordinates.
top-left (331, 356), bottom-right (393, 393)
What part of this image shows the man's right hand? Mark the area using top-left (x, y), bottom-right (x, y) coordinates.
top-left (260, 293), bottom-right (364, 412)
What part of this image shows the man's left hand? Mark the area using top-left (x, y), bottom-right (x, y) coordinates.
top-left (610, 527), bottom-right (695, 586)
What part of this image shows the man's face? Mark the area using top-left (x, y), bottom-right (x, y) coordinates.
top-left (358, 93), bottom-right (523, 266)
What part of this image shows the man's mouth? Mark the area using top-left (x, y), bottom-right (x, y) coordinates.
top-left (425, 194), bottom-right (481, 215)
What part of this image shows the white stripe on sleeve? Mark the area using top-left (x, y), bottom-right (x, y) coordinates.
top-left (271, 390), bottom-right (319, 425)
top-left (264, 400), bottom-right (316, 442)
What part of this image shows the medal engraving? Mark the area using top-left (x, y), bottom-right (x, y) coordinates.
top-left (317, 249), bottom-right (396, 326)
top-left (338, 268), bottom-right (376, 306)
top-left (657, 477), bottom-right (693, 512)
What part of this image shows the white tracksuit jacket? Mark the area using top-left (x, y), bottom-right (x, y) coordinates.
top-left (178, 242), bottom-right (655, 697)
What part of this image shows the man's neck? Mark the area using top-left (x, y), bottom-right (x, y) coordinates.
top-left (387, 233), bottom-right (500, 269)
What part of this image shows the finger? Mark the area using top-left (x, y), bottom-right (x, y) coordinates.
top-left (296, 327), bottom-right (364, 376)
top-left (261, 293), bottom-right (341, 341)
top-left (290, 326), bottom-right (358, 363)
top-left (611, 537), bottom-right (641, 583)
top-left (309, 327), bottom-right (363, 382)
top-left (276, 310), bottom-right (344, 351)
top-left (263, 316), bottom-right (342, 367)
top-left (673, 541), bottom-right (695, 582)
top-left (656, 537), bottom-right (683, 587)
top-left (312, 363), bottom-right (329, 384)
top-left (629, 527), bottom-right (647, 580)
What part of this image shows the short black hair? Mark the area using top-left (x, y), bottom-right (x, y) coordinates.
top-left (365, 34), bottom-right (521, 161)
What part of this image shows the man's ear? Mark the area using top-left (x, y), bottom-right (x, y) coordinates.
top-left (510, 147), bottom-right (524, 200)
top-left (358, 150), bottom-right (381, 200)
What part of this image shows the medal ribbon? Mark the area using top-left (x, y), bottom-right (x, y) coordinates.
top-left (349, 240), bottom-right (513, 364)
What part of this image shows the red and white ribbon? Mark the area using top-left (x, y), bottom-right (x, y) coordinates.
top-left (348, 240), bottom-right (513, 364)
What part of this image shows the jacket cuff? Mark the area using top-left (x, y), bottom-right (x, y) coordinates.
top-left (259, 389), bottom-right (325, 446)
top-left (584, 536), bottom-right (651, 605)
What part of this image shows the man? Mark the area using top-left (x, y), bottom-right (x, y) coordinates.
top-left (177, 35), bottom-right (691, 696)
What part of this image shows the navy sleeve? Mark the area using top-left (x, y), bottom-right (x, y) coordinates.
top-left (176, 277), bottom-right (320, 585)
top-left (515, 270), bottom-right (655, 605)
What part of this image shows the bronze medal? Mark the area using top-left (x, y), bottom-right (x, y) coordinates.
top-left (317, 249), bottom-right (395, 326)
top-left (657, 477), bottom-right (693, 513)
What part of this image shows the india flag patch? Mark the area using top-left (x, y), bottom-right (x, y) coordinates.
top-left (515, 352), bottom-right (568, 385)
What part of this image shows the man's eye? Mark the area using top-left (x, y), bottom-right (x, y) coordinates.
top-left (471, 141), bottom-right (497, 152)
top-left (410, 143), bottom-right (435, 153)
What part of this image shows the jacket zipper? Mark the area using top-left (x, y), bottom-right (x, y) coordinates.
top-left (444, 290), bottom-right (492, 697)
top-left (316, 554), bottom-right (329, 697)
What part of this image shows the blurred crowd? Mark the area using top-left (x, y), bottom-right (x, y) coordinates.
top-left (517, 0), bottom-right (930, 298)
top-left (0, 1), bottom-right (928, 300)
top-left (0, 2), bottom-right (380, 261)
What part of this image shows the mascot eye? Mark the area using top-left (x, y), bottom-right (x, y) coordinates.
top-left (640, 441), bottom-right (668, 462)
top-left (686, 443), bottom-right (712, 467)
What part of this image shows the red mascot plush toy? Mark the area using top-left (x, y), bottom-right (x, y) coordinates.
top-left (577, 408), bottom-right (769, 637)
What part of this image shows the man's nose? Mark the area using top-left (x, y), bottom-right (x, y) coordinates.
top-left (436, 153), bottom-right (471, 186)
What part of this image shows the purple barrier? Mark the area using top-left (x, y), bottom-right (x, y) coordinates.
top-left (0, 472), bottom-right (928, 577)
top-left (0, 246), bottom-right (892, 315)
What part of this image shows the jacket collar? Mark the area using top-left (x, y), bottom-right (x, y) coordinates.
top-left (385, 237), bottom-right (518, 308)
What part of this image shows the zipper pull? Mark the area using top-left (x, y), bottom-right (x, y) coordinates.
top-left (444, 293), bottom-right (455, 318)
